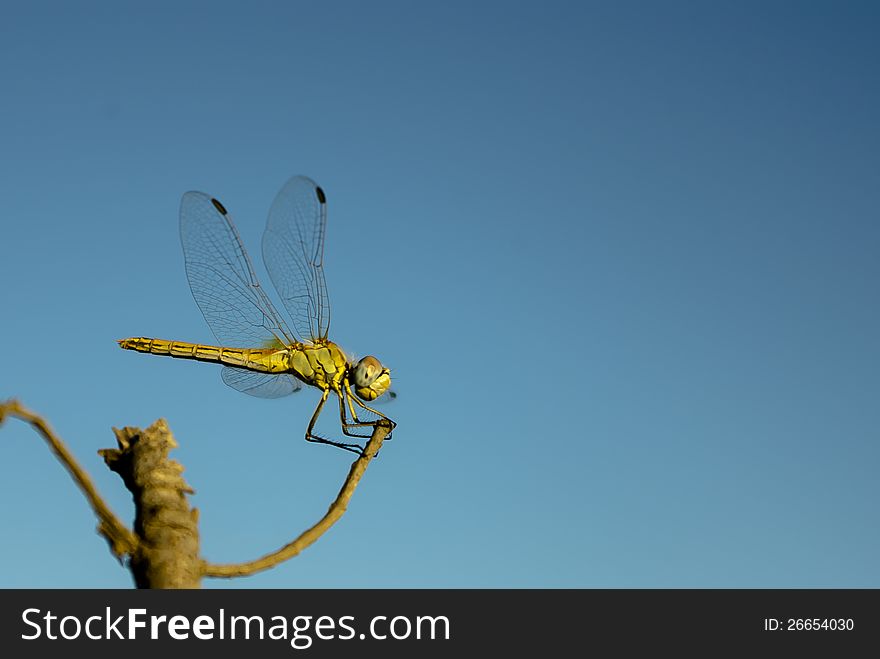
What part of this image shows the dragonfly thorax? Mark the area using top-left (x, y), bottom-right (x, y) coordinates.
top-left (283, 341), bottom-right (390, 401)
top-left (284, 340), bottom-right (349, 391)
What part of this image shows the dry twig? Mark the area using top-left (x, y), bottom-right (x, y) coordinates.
top-left (0, 399), bottom-right (137, 561)
top-left (203, 420), bottom-right (392, 578)
top-left (1, 398), bottom-right (391, 587)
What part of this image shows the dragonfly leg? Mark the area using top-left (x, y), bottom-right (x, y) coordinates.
top-left (345, 386), bottom-right (361, 423)
top-left (305, 388), bottom-right (364, 455)
top-left (344, 382), bottom-right (396, 439)
top-left (337, 389), bottom-right (374, 440)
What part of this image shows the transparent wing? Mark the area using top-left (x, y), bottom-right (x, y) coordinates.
top-left (262, 176), bottom-right (331, 342)
top-left (180, 191), bottom-right (298, 348)
top-left (221, 366), bottom-right (302, 398)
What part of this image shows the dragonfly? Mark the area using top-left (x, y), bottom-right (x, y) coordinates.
top-left (118, 176), bottom-right (396, 454)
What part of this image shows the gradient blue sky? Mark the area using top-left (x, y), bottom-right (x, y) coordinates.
top-left (1, 1), bottom-right (878, 588)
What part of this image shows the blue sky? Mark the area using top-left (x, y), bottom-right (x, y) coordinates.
top-left (1, 1), bottom-right (878, 588)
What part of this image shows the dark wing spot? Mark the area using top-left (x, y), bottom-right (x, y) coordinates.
top-left (211, 198), bottom-right (228, 215)
top-left (315, 186), bottom-right (326, 204)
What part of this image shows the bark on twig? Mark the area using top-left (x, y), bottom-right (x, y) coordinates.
top-left (101, 420), bottom-right (201, 588)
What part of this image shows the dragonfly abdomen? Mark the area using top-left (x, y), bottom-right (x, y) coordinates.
top-left (118, 337), bottom-right (286, 372)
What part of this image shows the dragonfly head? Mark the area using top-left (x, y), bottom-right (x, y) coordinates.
top-left (350, 355), bottom-right (392, 401)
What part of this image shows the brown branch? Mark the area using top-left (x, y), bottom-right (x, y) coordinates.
top-left (101, 420), bottom-right (202, 588)
top-left (2, 399), bottom-right (392, 586)
top-left (0, 399), bottom-right (138, 561)
top-left (202, 419), bottom-right (393, 579)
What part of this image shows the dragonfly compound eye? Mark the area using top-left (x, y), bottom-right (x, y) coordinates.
top-left (352, 355), bottom-right (382, 388)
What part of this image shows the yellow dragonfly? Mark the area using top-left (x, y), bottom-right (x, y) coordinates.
top-left (119, 176), bottom-right (395, 454)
